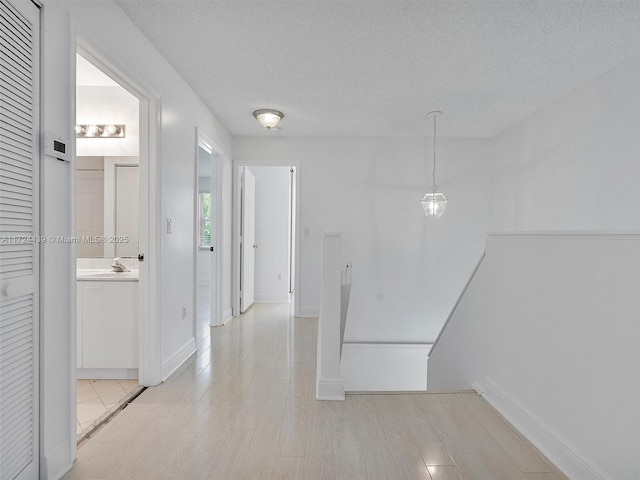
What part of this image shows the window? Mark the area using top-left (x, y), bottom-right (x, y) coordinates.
top-left (198, 192), bottom-right (212, 248)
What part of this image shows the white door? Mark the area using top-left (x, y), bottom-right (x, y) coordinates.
top-left (0, 0), bottom-right (40, 478)
top-left (208, 155), bottom-right (217, 325)
top-left (195, 144), bottom-right (218, 328)
top-left (240, 168), bottom-right (255, 312)
top-left (115, 165), bottom-right (139, 257)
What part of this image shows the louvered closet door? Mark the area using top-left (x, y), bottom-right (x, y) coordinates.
top-left (0, 0), bottom-right (40, 479)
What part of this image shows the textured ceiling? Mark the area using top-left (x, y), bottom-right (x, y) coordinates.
top-left (115, 0), bottom-right (640, 137)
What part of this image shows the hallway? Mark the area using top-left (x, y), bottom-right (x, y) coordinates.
top-left (63, 303), bottom-right (566, 480)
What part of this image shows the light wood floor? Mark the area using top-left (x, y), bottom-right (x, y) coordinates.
top-left (63, 303), bottom-right (567, 480)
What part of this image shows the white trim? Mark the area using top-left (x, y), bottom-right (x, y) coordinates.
top-left (298, 306), bottom-right (320, 318)
top-left (488, 231), bottom-right (640, 239)
top-left (161, 338), bottom-right (196, 382)
top-left (316, 378), bottom-right (345, 401)
top-left (77, 368), bottom-right (138, 380)
top-left (75, 39), bottom-right (163, 388)
top-left (43, 442), bottom-right (73, 480)
top-left (193, 129), bottom-right (224, 329)
top-left (480, 378), bottom-right (607, 480)
top-left (221, 307), bottom-right (233, 326)
top-left (254, 294), bottom-right (290, 303)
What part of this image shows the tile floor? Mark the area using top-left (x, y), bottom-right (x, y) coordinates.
top-left (64, 304), bottom-right (568, 480)
top-left (76, 379), bottom-right (141, 438)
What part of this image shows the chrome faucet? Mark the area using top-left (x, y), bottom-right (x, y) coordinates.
top-left (111, 257), bottom-right (129, 272)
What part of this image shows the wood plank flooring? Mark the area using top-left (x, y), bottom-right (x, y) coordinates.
top-left (63, 303), bottom-right (567, 480)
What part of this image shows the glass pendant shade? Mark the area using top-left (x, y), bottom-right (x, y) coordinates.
top-left (422, 110), bottom-right (447, 218)
top-left (421, 186), bottom-right (447, 218)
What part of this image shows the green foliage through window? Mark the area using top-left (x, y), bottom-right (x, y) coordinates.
top-left (199, 193), bottom-right (212, 247)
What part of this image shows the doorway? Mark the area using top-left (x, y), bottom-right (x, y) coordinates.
top-left (194, 130), bottom-right (223, 345)
top-left (73, 42), bottom-right (159, 440)
top-left (234, 164), bottom-right (299, 315)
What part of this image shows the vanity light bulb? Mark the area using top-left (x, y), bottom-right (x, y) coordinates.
top-left (75, 125), bottom-right (86, 135)
top-left (86, 125), bottom-right (99, 135)
top-left (105, 124), bottom-right (119, 135)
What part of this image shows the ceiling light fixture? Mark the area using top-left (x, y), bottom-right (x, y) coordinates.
top-left (75, 124), bottom-right (126, 138)
top-left (253, 109), bottom-right (284, 130)
top-left (421, 111), bottom-right (447, 218)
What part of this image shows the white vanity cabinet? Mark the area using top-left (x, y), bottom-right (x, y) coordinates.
top-left (77, 279), bottom-right (138, 375)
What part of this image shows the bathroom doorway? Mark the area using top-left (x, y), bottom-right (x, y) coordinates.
top-left (194, 131), bottom-right (223, 347)
top-left (233, 163), bottom-right (299, 316)
top-left (73, 45), bottom-right (155, 440)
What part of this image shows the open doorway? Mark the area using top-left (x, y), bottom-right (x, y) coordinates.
top-left (73, 46), bottom-right (156, 441)
top-left (194, 131), bottom-right (223, 348)
top-left (235, 165), bottom-right (298, 314)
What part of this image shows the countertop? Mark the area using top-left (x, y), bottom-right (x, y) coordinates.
top-left (76, 269), bottom-right (139, 282)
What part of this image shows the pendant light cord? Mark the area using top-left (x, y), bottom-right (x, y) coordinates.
top-left (432, 113), bottom-right (437, 187)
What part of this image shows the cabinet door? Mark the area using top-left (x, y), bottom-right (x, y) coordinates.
top-left (81, 282), bottom-right (138, 369)
top-left (77, 284), bottom-right (83, 367)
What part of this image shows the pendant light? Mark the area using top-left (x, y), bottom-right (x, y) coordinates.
top-left (421, 111), bottom-right (447, 218)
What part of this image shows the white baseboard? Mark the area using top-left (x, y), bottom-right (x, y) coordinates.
top-left (481, 378), bottom-right (607, 480)
top-left (255, 293), bottom-right (290, 303)
top-left (77, 368), bottom-right (138, 380)
top-left (341, 343), bottom-right (432, 392)
top-left (222, 307), bottom-right (233, 325)
top-left (44, 441), bottom-right (73, 480)
top-left (298, 306), bottom-right (320, 317)
top-left (162, 338), bottom-right (196, 382)
top-left (316, 378), bottom-right (345, 401)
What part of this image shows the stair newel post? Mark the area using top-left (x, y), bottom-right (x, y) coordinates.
top-left (316, 233), bottom-right (346, 400)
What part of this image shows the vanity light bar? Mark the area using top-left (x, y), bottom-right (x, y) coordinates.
top-left (75, 124), bottom-right (126, 138)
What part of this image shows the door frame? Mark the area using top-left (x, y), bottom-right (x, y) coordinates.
top-left (74, 39), bottom-right (162, 388)
top-left (232, 160), bottom-right (301, 317)
top-left (193, 129), bottom-right (224, 329)
top-left (239, 167), bottom-right (256, 313)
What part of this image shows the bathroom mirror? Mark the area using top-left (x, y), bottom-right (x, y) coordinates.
top-left (76, 155), bottom-right (139, 258)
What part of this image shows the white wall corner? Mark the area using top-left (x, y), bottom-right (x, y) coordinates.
top-left (316, 378), bottom-right (345, 401)
top-left (222, 307), bottom-right (233, 324)
top-left (472, 382), bottom-right (485, 395)
top-left (481, 379), bottom-right (607, 480)
top-left (161, 338), bottom-right (196, 382)
top-left (43, 442), bottom-right (73, 480)
top-left (298, 306), bottom-right (320, 318)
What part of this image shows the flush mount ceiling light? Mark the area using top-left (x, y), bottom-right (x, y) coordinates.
top-left (253, 109), bottom-right (284, 130)
top-left (75, 124), bottom-right (126, 138)
top-left (421, 111), bottom-right (447, 218)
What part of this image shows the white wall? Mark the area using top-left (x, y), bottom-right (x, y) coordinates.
top-left (40, 1), bottom-right (233, 477)
top-left (427, 234), bottom-right (640, 480)
top-left (233, 137), bottom-right (491, 342)
top-left (249, 166), bottom-right (291, 302)
top-left (491, 55), bottom-right (640, 232)
top-left (428, 55), bottom-right (640, 480)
